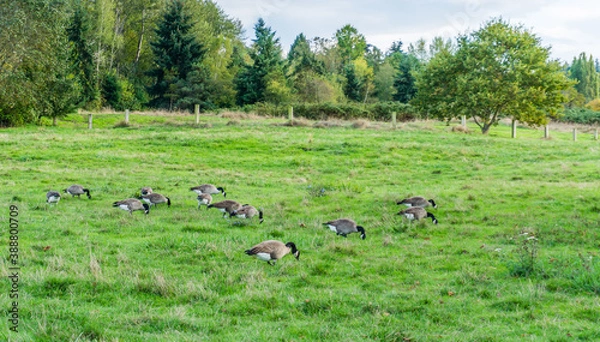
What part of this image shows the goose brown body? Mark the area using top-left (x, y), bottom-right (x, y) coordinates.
top-left (207, 200), bottom-right (242, 217)
top-left (396, 196), bottom-right (437, 208)
top-left (65, 185), bottom-right (91, 199)
top-left (190, 184), bottom-right (226, 197)
top-left (397, 207), bottom-right (438, 224)
top-left (46, 191), bottom-right (61, 204)
top-left (231, 205), bottom-right (263, 223)
top-left (197, 193), bottom-right (212, 209)
top-left (323, 218), bottom-right (366, 239)
top-left (141, 192), bottom-right (171, 207)
top-left (245, 240), bottom-right (300, 265)
top-left (113, 198), bottom-right (150, 215)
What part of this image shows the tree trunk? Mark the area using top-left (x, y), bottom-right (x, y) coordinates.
top-left (135, 9), bottom-right (146, 66)
top-left (53, 117), bottom-right (57, 126)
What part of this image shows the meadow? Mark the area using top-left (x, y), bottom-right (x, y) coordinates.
top-left (1, 113), bottom-right (599, 341)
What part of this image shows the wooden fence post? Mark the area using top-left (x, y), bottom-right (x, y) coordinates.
top-left (195, 104), bottom-right (200, 125)
top-left (288, 106), bottom-right (294, 126)
top-left (544, 125), bottom-right (549, 139)
top-left (392, 112), bottom-right (397, 129)
top-left (595, 128), bottom-right (599, 141)
top-left (461, 115), bottom-right (466, 127)
top-left (125, 109), bottom-right (130, 124)
top-left (573, 128), bottom-right (577, 141)
top-left (88, 114), bottom-right (93, 129)
top-left (511, 120), bottom-right (517, 138)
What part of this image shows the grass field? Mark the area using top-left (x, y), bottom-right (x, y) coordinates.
top-left (1, 113), bottom-right (599, 341)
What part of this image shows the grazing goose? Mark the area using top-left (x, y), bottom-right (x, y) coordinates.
top-left (245, 240), bottom-right (300, 265)
top-left (190, 184), bottom-right (226, 198)
top-left (397, 207), bottom-right (438, 224)
top-left (140, 192), bottom-right (171, 207)
top-left (197, 193), bottom-right (212, 209)
top-left (141, 187), bottom-right (153, 196)
top-left (323, 218), bottom-right (366, 239)
top-left (207, 200), bottom-right (242, 218)
top-left (396, 196), bottom-right (437, 208)
top-left (113, 198), bottom-right (150, 215)
top-left (230, 204), bottom-right (264, 223)
top-left (46, 191), bottom-right (61, 204)
top-left (64, 185), bottom-right (91, 199)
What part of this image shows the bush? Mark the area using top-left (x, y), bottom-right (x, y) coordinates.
top-left (559, 107), bottom-right (600, 125)
top-left (240, 102), bottom-right (418, 122)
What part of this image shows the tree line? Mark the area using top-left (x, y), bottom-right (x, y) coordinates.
top-left (1, 0), bottom-right (599, 132)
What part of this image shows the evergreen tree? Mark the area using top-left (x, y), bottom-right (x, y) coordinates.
top-left (569, 52), bottom-right (600, 102)
top-left (343, 63), bottom-right (362, 101)
top-left (148, 0), bottom-right (207, 110)
top-left (393, 54), bottom-right (420, 103)
top-left (67, 1), bottom-right (99, 109)
top-left (235, 18), bottom-right (285, 105)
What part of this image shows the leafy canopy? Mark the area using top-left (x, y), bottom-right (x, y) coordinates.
top-left (413, 18), bottom-right (573, 134)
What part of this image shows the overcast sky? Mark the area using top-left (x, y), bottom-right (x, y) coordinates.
top-left (213, 0), bottom-right (600, 63)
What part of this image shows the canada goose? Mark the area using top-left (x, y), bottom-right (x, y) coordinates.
top-left (323, 218), bottom-right (366, 239)
top-left (197, 193), bottom-right (212, 209)
top-left (207, 200), bottom-right (242, 218)
top-left (190, 184), bottom-right (226, 198)
top-left (46, 191), bottom-right (61, 204)
top-left (397, 207), bottom-right (438, 224)
top-left (112, 198), bottom-right (150, 215)
top-left (396, 196), bottom-right (437, 208)
top-left (64, 185), bottom-right (91, 199)
top-left (140, 192), bottom-right (171, 207)
top-left (141, 187), bottom-right (153, 196)
top-left (230, 204), bottom-right (264, 223)
top-left (245, 240), bottom-right (300, 265)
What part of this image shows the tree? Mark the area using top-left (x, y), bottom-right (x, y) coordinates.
top-left (393, 53), bottom-right (420, 103)
top-left (412, 18), bottom-right (573, 134)
top-left (335, 24), bottom-right (367, 64)
top-left (148, 0), bottom-right (207, 110)
top-left (569, 52), bottom-right (600, 101)
top-left (235, 18), bottom-right (287, 105)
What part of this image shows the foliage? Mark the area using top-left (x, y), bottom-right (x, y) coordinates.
top-left (559, 107), bottom-right (600, 124)
top-left (412, 18), bottom-right (573, 134)
top-left (505, 231), bottom-right (540, 277)
top-left (569, 52), bottom-right (600, 101)
top-left (335, 24), bottom-right (367, 63)
top-left (247, 101), bottom-right (417, 121)
top-left (0, 0), bottom-right (79, 126)
top-left (235, 18), bottom-right (288, 106)
top-left (392, 53), bottom-right (420, 103)
top-left (148, 0), bottom-right (208, 110)
top-left (585, 98), bottom-right (600, 111)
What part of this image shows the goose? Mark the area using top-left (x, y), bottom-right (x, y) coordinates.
top-left (197, 193), bottom-right (212, 209)
top-left (207, 200), bottom-right (242, 218)
top-left (113, 198), bottom-right (150, 215)
top-left (64, 185), bottom-right (91, 199)
top-left (323, 218), bottom-right (366, 239)
top-left (396, 196), bottom-right (437, 208)
top-left (245, 240), bottom-right (300, 265)
top-left (140, 192), bottom-right (171, 207)
top-left (190, 184), bottom-right (226, 198)
top-left (230, 204), bottom-right (264, 223)
top-left (397, 207), bottom-right (438, 224)
top-left (141, 187), bottom-right (153, 196)
top-left (46, 191), bottom-right (61, 204)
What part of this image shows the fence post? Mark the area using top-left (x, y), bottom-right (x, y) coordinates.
top-left (392, 112), bottom-right (397, 129)
top-left (461, 115), bottom-right (466, 127)
top-left (573, 128), bottom-right (577, 141)
top-left (125, 109), bottom-right (130, 124)
top-left (511, 119), bottom-right (517, 138)
top-left (288, 106), bottom-right (294, 126)
top-left (195, 104), bottom-right (200, 125)
top-left (544, 125), bottom-right (549, 139)
top-left (595, 128), bottom-right (598, 141)
top-left (88, 113), bottom-right (93, 129)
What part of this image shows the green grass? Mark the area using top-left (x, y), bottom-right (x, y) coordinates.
top-left (1, 113), bottom-right (600, 341)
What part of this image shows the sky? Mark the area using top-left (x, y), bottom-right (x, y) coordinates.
top-left (212, 0), bottom-right (600, 63)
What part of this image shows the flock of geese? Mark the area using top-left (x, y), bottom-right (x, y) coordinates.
top-left (46, 184), bottom-right (439, 266)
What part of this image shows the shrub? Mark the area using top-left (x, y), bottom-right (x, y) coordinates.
top-left (559, 107), bottom-right (600, 125)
